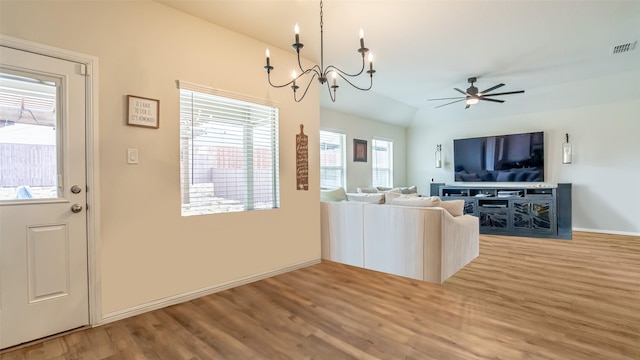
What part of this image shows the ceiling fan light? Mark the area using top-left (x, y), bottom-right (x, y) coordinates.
top-left (466, 97), bottom-right (479, 105)
top-left (428, 79), bottom-right (523, 109)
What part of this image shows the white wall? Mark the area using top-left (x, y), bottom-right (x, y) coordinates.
top-left (321, 108), bottom-right (407, 193)
top-left (407, 71), bottom-right (640, 235)
top-left (1, 1), bottom-right (321, 317)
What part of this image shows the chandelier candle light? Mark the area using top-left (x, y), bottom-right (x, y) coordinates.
top-left (263, 0), bottom-right (375, 102)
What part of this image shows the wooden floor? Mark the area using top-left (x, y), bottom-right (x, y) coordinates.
top-left (2, 231), bottom-right (640, 360)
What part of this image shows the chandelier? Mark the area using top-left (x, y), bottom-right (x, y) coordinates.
top-left (263, 0), bottom-right (375, 102)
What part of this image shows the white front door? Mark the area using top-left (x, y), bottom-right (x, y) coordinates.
top-left (0, 45), bottom-right (89, 349)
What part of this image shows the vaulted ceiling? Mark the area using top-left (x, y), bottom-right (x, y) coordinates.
top-left (156, 0), bottom-right (640, 126)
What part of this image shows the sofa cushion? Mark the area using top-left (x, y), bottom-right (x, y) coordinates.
top-left (391, 196), bottom-right (464, 217)
top-left (320, 187), bottom-right (347, 202)
top-left (390, 195), bottom-right (441, 207)
top-left (357, 187), bottom-right (378, 193)
top-left (383, 190), bottom-right (415, 204)
top-left (440, 199), bottom-right (465, 217)
top-left (361, 186), bottom-right (417, 194)
top-left (347, 193), bottom-right (385, 204)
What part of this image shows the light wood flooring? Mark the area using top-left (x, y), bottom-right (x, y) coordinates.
top-left (2, 231), bottom-right (640, 359)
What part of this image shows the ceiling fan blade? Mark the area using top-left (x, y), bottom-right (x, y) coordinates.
top-left (435, 99), bottom-right (465, 108)
top-left (479, 97), bottom-right (504, 103)
top-left (482, 90), bottom-right (525, 97)
top-left (479, 83), bottom-right (504, 94)
top-left (454, 88), bottom-right (468, 96)
top-left (427, 96), bottom-right (465, 101)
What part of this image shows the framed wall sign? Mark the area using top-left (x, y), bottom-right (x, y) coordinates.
top-left (353, 139), bottom-right (367, 162)
top-left (127, 95), bottom-right (159, 129)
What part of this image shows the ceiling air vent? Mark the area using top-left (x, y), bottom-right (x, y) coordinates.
top-left (610, 41), bottom-right (636, 55)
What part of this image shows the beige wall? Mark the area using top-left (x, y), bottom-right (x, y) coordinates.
top-left (1, 0), bottom-right (320, 317)
top-left (320, 108), bottom-right (407, 193)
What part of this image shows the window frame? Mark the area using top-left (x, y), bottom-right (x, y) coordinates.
top-left (319, 130), bottom-right (347, 189)
top-left (371, 138), bottom-right (393, 188)
top-left (178, 81), bottom-right (279, 216)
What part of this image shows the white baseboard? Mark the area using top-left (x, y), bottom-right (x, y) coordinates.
top-left (573, 227), bottom-right (640, 237)
top-left (98, 258), bottom-right (321, 325)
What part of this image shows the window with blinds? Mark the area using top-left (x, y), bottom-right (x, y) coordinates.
top-left (178, 81), bottom-right (279, 216)
top-left (320, 130), bottom-right (346, 189)
top-left (372, 139), bottom-right (393, 188)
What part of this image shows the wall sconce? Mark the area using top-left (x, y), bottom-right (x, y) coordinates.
top-left (435, 144), bottom-right (442, 168)
top-left (562, 133), bottom-right (572, 164)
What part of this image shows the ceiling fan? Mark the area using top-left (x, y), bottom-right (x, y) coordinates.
top-left (428, 77), bottom-right (524, 109)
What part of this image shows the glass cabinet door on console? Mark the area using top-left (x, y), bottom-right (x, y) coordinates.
top-left (463, 200), bottom-right (476, 215)
top-left (512, 200), bottom-right (554, 234)
top-left (479, 209), bottom-right (509, 229)
top-left (477, 199), bottom-right (509, 230)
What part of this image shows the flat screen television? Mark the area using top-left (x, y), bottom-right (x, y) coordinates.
top-left (453, 131), bottom-right (544, 182)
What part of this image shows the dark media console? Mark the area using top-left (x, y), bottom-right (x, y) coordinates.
top-left (431, 183), bottom-right (572, 240)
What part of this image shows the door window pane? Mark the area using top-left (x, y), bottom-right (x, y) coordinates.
top-left (0, 72), bottom-right (58, 200)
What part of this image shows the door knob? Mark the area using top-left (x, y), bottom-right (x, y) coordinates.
top-left (71, 204), bottom-right (83, 213)
top-left (71, 185), bottom-right (82, 194)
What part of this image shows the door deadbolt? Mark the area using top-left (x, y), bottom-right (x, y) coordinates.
top-left (71, 185), bottom-right (82, 194)
top-left (71, 204), bottom-right (83, 213)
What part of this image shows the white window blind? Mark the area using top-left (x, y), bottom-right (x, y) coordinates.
top-left (320, 130), bottom-right (346, 189)
top-left (178, 81), bottom-right (279, 216)
top-left (372, 139), bottom-right (393, 188)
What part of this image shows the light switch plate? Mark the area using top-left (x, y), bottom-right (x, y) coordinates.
top-left (127, 148), bottom-right (139, 164)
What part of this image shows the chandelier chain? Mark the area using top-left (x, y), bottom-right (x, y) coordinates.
top-left (320, 0), bottom-right (324, 73)
top-left (320, 0), bottom-right (323, 29)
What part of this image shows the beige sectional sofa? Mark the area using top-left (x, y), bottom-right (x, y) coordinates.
top-left (320, 199), bottom-right (479, 284)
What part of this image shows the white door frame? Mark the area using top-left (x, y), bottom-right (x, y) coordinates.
top-left (0, 34), bottom-right (101, 327)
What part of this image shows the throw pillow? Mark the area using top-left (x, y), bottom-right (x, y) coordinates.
top-left (440, 199), bottom-right (465, 217)
top-left (399, 185), bottom-right (418, 194)
top-left (390, 195), bottom-right (441, 208)
top-left (376, 186), bottom-right (393, 192)
top-left (347, 193), bottom-right (385, 204)
top-left (320, 187), bottom-right (347, 202)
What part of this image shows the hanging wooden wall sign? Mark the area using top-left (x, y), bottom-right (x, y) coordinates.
top-left (296, 124), bottom-right (309, 191)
